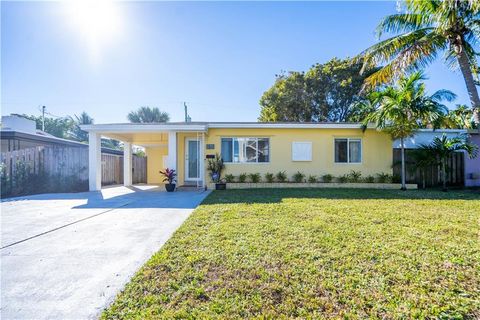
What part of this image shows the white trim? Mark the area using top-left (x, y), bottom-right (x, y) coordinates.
top-left (291, 141), bottom-right (313, 161)
top-left (209, 123), bottom-right (374, 129)
top-left (80, 122), bottom-right (376, 133)
top-left (334, 138), bottom-right (363, 164)
top-left (185, 138), bottom-right (201, 182)
top-left (80, 124), bottom-right (207, 132)
top-left (221, 137), bottom-right (270, 164)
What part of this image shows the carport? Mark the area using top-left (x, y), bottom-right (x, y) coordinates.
top-left (81, 122), bottom-right (208, 191)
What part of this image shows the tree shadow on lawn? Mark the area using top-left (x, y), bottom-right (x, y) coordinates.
top-left (202, 188), bottom-right (480, 205)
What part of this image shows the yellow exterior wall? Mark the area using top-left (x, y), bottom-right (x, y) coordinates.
top-left (146, 146), bottom-right (168, 184)
top-left (146, 128), bottom-right (392, 185)
top-left (202, 128), bottom-right (392, 181)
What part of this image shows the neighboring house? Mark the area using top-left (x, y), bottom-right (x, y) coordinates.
top-left (1, 115), bottom-right (123, 155)
top-left (81, 122), bottom-right (393, 191)
top-left (1, 115), bottom-right (87, 151)
top-left (393, 129), bottom-right (475, 187)
top-left (465, 130), bottom-right (480, 187)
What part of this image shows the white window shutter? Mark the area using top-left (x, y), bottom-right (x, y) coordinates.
top-left (292, 142), bottom-right (312, 161)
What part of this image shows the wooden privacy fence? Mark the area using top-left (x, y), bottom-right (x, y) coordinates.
top-left (101, 154), bottom-right (147, 185)
top-left (1, 146), bottom-right (147, 197)
top-left (393, 149), bottom-right (464, 187)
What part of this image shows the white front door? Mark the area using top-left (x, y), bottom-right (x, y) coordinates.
top-left (185, 138), bottom-right (200, 181)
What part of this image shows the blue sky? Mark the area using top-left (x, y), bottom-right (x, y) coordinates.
top-left (1, 1), bottom-right (471, 123)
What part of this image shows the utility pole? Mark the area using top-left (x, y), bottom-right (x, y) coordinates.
top-left (41, 106), bottom-right (46, 131)
top-left (184, 102), bottom-right (191, 122)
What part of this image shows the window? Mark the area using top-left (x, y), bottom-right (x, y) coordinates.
top-left (221, 138), bottom-right (269, 163)
top-left (334, 138), bottom-right (361, 163)
top-left (292, 142), bottom-right (312, 161)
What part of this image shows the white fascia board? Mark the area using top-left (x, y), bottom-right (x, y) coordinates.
top-left (80, 124), bottom-right (208, 132)
top-left (207, 123), bottom-right (375, 129)
top-left (416, 128), bottom-right (467, 133)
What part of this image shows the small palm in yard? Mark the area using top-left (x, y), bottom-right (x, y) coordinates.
top-left (410, 148), bottom-right (437, 189)
top-left (420, 134), bottom-right (478, 191)
top-left (363, 71), bottom-right (452, 190)
top-left (360, 0), bottom-right (480, 125)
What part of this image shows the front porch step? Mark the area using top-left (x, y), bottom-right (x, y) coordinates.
top-left (176, 185), bottom-right (205, 191)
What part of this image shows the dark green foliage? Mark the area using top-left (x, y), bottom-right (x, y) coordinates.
top-left (248, 173), bottom-right (261, 183)
top-left (307, 175), bottom-right (317, 183)
top-left (338, 175), bottom-right (349, 183)
top-left (292, 171), bottom-right (306, 183)
top-left (364, 175), bottom-right (375, 183)
top-left (264, 172), bottom-right (275, 183)
top-left (259, 57), bottom-right (378, 122)
top-left (377, 172), bottom-right (393, 183)
top-left (238, 173), bottom-right (247, 183)
top-left (322, 174), bottom-right (333, 183)
top-left (347, 170), bottom-right (362, 183)
top-left (275, 171), bottom-right (287, 182)
top-left (224, 174), bottom-right (235, 183)
top-left (127, 106), bottom-right (170, 123)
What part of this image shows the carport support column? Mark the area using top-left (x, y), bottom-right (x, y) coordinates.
top-left (167, 131), bottom-right (177, 171)
top-left (88, 132), bottom-right (101, 191)
top-left (123, 142), bottom-right (132, 186)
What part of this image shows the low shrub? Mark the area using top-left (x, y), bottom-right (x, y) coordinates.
top-left (322, 174), bottom-right (333, 183)
top-left (224, 174), bottom-right (235, 183)
top-left (338, 175), bottom-right (349, 183)
top-left (238, 173), bottom-right (247, 183)
top-left (347, 170), bottom-right (362, 183)
top-left (364, 175), bottom-right (375, 183)
top-left (276, 171), bottom-right (287, 182)
top-left (392, 174), bottom-right (401, 183)
top-left (264, 172), bottom-right (274, 183)
top-left (248, 173), bottom-right (261, 183)
top-left (292, 171), bottom-right (306, 183)
top-left (307, 175), bottom-right (317, 183)
top-left (377, 172), bottom-right (393, 183)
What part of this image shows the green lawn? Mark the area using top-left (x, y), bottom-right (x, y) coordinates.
top-left (103, 189), bottom-right (480, 319)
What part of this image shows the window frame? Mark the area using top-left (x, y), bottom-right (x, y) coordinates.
top-left (220, 137), bottom-right (270, 164)
top-left (291, 141), bottom-right (313, 162)
top-left (333, 138), bottom-right (362, 164)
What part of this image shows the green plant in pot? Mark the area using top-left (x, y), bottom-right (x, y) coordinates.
top-left (159, 168), bottom-right (176, 192)
top-left (207, 154), bottom-right (226, 190)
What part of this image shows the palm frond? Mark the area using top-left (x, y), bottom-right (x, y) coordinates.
top-left (376, 14), bottom-right (433, 38)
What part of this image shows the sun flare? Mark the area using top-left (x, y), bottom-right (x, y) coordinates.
top-left (64, 0), bottom-right (124, 62)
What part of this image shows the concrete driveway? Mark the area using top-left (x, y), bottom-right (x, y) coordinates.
top-left (1, 185), bottom-right (210, 320)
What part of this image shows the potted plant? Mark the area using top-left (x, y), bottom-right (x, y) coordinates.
top-left (159, 168), bottom-right (176, 192)
top-left (207, 154), bottom-right (226, 190)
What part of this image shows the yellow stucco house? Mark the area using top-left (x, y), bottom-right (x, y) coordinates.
top-left (81, 122), bottom-right (393, 191)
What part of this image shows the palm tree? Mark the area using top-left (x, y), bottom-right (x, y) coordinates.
top-left (362, 72), bottom-right (453, 190)
top-left (127, 107), bottom-right (170, 123)
top-left (71, 111), bottom-right (94, 142)
top-left (420, 134), bottom-right (478, 191)
top-left (360, 0), bottom-right (480, 125)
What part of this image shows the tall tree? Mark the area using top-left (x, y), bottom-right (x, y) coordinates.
top-left (12, 113), bottom-right (74, 139)
top-left (362, 72), bottom-right (453, 190)
top-left (359, 0), bottom-right (480, 125)
top-left (258, 58), bottom-right (378, 122)
top-left (127, 107), bottom-right (170, 123)
top-left (443, 104), bottom-right (477, 129)
top-left (70, 112), bottom-right (94, 142)
top-left (419, 134), bottom-right (478, 191)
